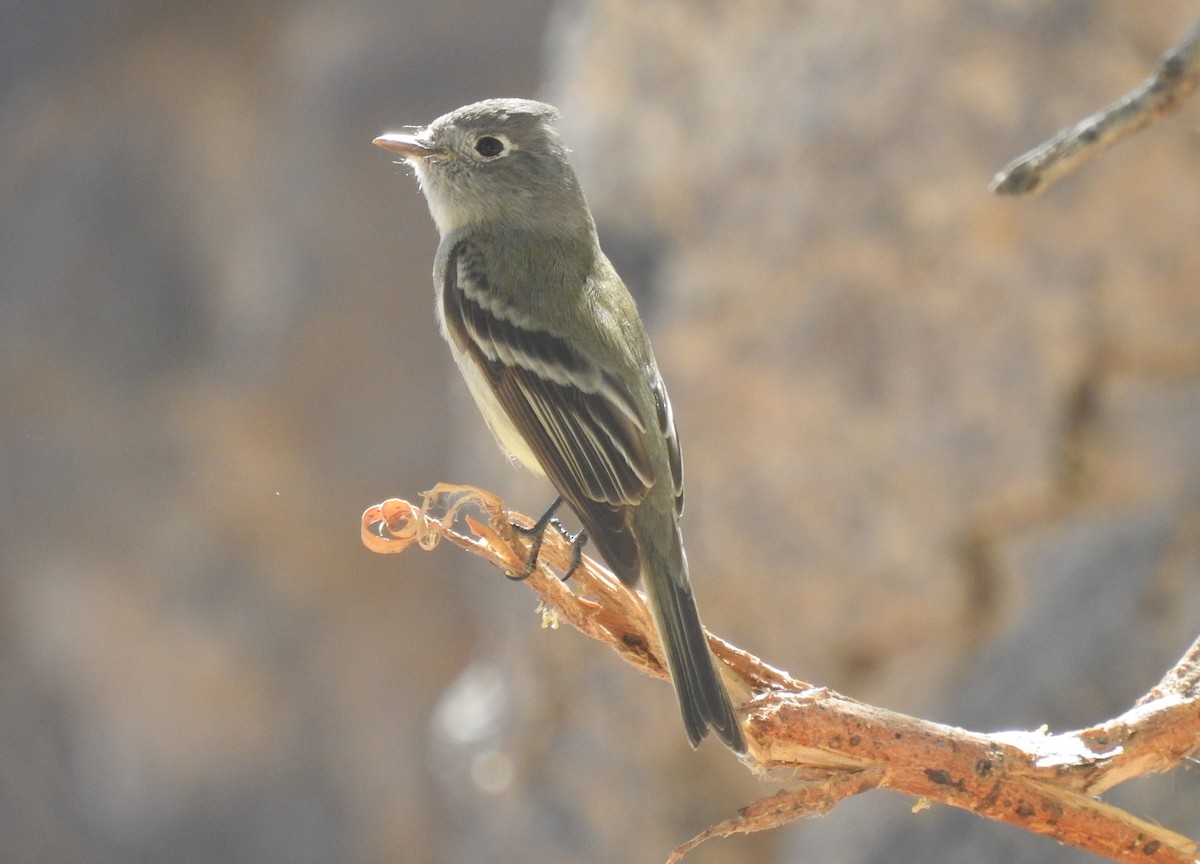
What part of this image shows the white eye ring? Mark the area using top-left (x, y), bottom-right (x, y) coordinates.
top-left (473, 133), bottom-right (513, 160)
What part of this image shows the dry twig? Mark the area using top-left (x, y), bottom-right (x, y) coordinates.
top-left (992, 15), bottom-right (1200, 195)
top-left (363, 485), bottom-right (1200, 864)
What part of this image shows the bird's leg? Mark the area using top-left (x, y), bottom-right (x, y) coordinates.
top-left (509, 496), bottom-right (588, 582)
top-left (509, 495), bottom-right (562, 580)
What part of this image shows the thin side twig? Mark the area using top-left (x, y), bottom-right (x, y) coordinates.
top-left (992, 15), bottom-right (1200, 195)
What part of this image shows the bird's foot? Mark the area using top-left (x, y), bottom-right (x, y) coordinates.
top-left (508, 495), bottom-right (588, 582)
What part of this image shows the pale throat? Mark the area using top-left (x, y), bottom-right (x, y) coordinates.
top-left (412, 164), bottom-right (472, 235)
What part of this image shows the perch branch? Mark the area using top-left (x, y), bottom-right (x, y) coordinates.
top-left (991, 15), bottom-right (1200, 195)
top-left (363, 485), bottom-right (1200, 864)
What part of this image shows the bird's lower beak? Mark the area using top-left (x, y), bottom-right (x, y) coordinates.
top-left (373, 132), bottom-right (438, 160)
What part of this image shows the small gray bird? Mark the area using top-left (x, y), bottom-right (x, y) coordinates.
top-left (374, 98), bottom-right (745, 753)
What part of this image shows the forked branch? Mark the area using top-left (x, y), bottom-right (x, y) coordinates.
top-left (363, 484), bottom-right (1200, 864)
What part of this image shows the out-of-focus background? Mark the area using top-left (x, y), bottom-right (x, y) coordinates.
top-left (3, 2), bottom-right (1199, 863)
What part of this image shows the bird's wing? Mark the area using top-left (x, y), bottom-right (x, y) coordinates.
top-left (441, 239), bottom-right (654, 581)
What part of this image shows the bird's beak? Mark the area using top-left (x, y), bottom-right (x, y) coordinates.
top-left (373, 132), bottom-right (438, 160)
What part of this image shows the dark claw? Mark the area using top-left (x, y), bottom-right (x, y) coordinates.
top-left (506, 524), bottom-right (545, 581)
top-left (561, 530), bottom-right (588, 582)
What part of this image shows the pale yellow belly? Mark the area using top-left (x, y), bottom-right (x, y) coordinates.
top-left (453, 349), bottom-right (545, 475)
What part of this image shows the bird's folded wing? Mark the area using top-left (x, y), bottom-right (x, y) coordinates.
top-left (442, 240), bottom-right (654, 579)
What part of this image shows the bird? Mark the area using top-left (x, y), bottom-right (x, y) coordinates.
top-left (374, 98), bottom-right (745, 753)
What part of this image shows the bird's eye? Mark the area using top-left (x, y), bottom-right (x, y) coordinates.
top-left (474, 135), bottom-right (507, 159)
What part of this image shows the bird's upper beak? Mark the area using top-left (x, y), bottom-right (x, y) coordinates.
top-left (373, 131), bottom-right (438, 160)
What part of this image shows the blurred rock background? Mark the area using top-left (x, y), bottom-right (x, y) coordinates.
top-left (2, 1), bottom-right (1198, 863)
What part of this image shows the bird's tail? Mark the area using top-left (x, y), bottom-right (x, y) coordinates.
top-left (640, 528), bottom-right (746, 754)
